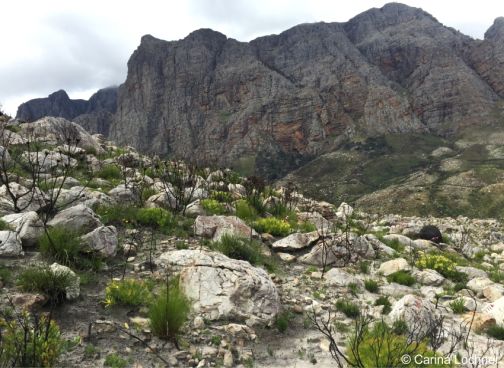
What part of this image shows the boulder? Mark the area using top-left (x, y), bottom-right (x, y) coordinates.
top-left (335, 202), bottom-right (353, 220)
top-left (145, 191), bottom-right (178, 210)
top-left (11, 293), bottom-right (47, 311)
top-left (49, 263), bottom-right (80, 300)
top-left (463, 312), bottom-right (496, 332)
top-left (482, 296), bottom-right (504, 325)
top-left (389, 294), bottom-right (437, 332)
top-left (382, 234), bottom-right (414, 248)
top-left (272, 232), bottom-right (319, 252)
top-left (195, 215), bottom-right (257, 241)
top-left (48, 204), bottom-right (102, 234)
top-left (0, 231), bottom-right (23, 256)
top-left (456, 266), bottom-right (488, 279)
top-left (414, 269), bottom-right (445, 286)
top-left (298, 237), bottom-right (353, 267)
top-left (157, 250), bottom-right (280, 325)
top-left (22, 151), bottom-right (77, 172)
top-left (56, 186), bottom-right (113, 210)
top-left (1, 211), bottom-right (44, 247)
top-left (352, 236), bottom-right (377, 259)
top-left (81, 225), bottom-right (118, 257)
top-left (323, 268), bottom-right (363, 287)
top-left (0, 183), bottom-right (43, 215)
top-left (108, 184), bottom-right (137, 204)
top-left (297, 212), bottom-right (331, 233)
top-left (378, 258), bottom-right (411, 276)
top-left (185, 200), bottom-right (206, 217)
top-left (467, 277), bottom-right (495, 294)
top-left (483, 284), bottom-right (504, 302)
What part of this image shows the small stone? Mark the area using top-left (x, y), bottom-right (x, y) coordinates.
top-left (292, 305), bottom-right (304, 314)
top-left (127, 256), bottom-right (135, 262)
top-left (193, 316), bottom-right (205, 329)
top-left (310, 271), bottom-right (323, 279)
top-left (223, 350), bottom-right (233, 367)
top-left (320, 338), bottom-right (330, 352)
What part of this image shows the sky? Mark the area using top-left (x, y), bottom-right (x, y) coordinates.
top-left (1, 0), bottom-right (503, 116)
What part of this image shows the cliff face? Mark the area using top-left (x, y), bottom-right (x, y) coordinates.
top-left (16, 88), bottom-right (117, 136)
top-left (107, 3), bottom-right (504, 178)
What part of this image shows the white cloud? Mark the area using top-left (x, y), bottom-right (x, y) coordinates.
top-left (1, 0), bottom-right (503, 116)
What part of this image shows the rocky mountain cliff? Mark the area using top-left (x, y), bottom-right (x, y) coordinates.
top-left (15, 3), bottom-right (504, 214)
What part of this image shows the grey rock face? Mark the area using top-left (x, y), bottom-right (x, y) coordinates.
top-left (0, 231), bottom-right (23, 257)
top-left (48, 204), bottom-right (102, 234)
top-left (81, 225), bottom-right (118, 257)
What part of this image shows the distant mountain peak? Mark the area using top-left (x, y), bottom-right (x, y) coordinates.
top-left (485, 17), bottom-right (504, 41)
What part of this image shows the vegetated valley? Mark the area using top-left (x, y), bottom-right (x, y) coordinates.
top-left (3, 2), bottom-right (504, 368)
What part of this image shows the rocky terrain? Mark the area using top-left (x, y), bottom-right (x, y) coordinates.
top-left (2, 116), bottom-right (504, 367)
top-left (15, 3), bottom-right (504, 218)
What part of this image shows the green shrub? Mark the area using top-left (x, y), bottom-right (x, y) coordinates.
top-left (104, 278), bottom-right (152, 308)
top-left (104, 353), bottom-right (128, 368)
top-left (0, 266), bottom-right (11, 286)
top-left (296, 220), bottom-right (317, 233)
top-left (149, 278), bottom-right (190, 339)
top-left (359, 261), bottom-right (370, 274)
top-left (235, 199), bottom-right (258, 221)
top-left (387, 270), bottom-right (415, 286)
top-left (210, 191), bottom-right (233, 203)
top-left (490, 270), bottom-right (504, 283)
top-left (95, 205), bottom-right (138, 227)
top-left (364, 279), bottom-right (379, 293)
top-left (375, 296), bottom-right (392, 314)
top-left (0, 219), bottom-right (10, 231)
top-left (380, 237), bottom-right (404, 252)
top-left (348, 321), bottom-right (442, 368)
top-left (0, 311), bottom-right (63, 367)
top-left (175, 241), bottom-right (188, 250)
top-left (450, 298), bottom-right (466, 314)
top-left (486, 324), bottom-right (504, 340)
top-left (348, 282), bottom-right (361, 296)
top-left (96, 164), bottom-right (122, 180)
top-left (275, 311), bottom-right (294, 333)
top-left (335, 299), bottom-right (360, 318)
top-left (201, 199), bottom-right (227, 215)
top-left (136, 207), bottom-right (174, 233)
top-left (17, 266), bottom-right (72, 304)
top-left (416, 252), bottom-right (467, 282)
top-left (141, 187), bottom-right (157, 202)
top-left (209, 235), bottom-right (276, 272)
top-left (253, 217), bottom-right (291, 237)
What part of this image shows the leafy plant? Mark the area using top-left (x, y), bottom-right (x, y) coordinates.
top-left (96, 205), bottom-right (138, 227)
top-left (235, 199), bottom-right (258, 221)
top-left (149, 278), bottom-right (190, 340)
top-left (136, 207), bottom-right (174, 233)
top-left (201, 199), bottom-right (227, 215)
top-left (0, 311), bottom-right (63, 367)
top-left (364, 279), bottom-right (379, 293)
top-left (253, 217), bottom-right (291, 237)
top-left (104, 353), bottom-right (128, 368)
top-left (335, 299), bottom-right (360, 318)
top-left (449, 298), bottom-right (466, 314)
top-left (374, 296), bottom-right (392, 314)
top-left (104, 278), bottom-right (153, 308)
top-left (275, 311), bottom-right (294, 333)
top-left (358, 261), bottom-right (370, 274)
top-left (416, 252), bottom-right (467, 282)
top-left (486, 324), bottom-right (504, 340)
top-left (96, 164), bottom-right (122, 180)
top-left (210, 191), bottom-right (233, 203)
top-left (386, 270), bottom-right (415, 286)
top-left (17, 266), bottom-right (73, 304)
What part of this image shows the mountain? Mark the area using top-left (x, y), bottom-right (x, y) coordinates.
top-left (15, 3), bottom-right (504, 216)
top-left (16, 87), bottom-right (118, 136)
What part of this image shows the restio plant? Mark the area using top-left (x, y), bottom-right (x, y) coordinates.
top-left (275, 310), bottom-right (294, 333)
top-left (335, 299), bottom-right (360, 318)
top-left (201, 198), bottom-right (227, 215)
top-left (96, 164), bottom-right (122, 180)
top-left (374, 296), bottom-right (392, 314)
top-left (104, 278), bottom-right (153, 308)
top-left (0, 311), bottom-right (63, 367)
top-left (253, 217), bottom-right (291, 237)
top-left (364, 279), bottom-right (379, 293)
top-left (486, 324), bottom-right (504, 341)
top-left (449, 298), bottom-right (466, 314)
top-left (17, 266), bottom-right (73, 304)
top-left (386, 270), bottom-right (415, 286)
top-left (149, 278), bottom-right (190, 340)
top-left (136, 207), bottom-right (174, 231)
top-left (235, 199), bottom-right (258, 221)
top-left (104, 353), bottom-right (128, 368)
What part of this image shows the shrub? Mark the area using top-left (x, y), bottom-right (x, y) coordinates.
top-left (0, 311), bottom-right (63, 367)
top-left (149, 278), bottom-right (190, 339)
top-left (450, 298), bottom-right (466, 314)
top-left (486, 324), bottom-right (504, 340)
top-left (96, 164), bottom-right (122, 180)
top-left (253, 217), bottom-right (291, 237)
top-left (210, 191), bottom-right (233, 203)
top-left (387, 270), bottom-right (415, 286)
top-left (209, 235), bottom-right (276, 272)
top-left (275, 311), bottom-right (294, 333)
top-left (0, 219), bottom-right (10, 231)
top-left (375, 296), bottom-right (392, 314)
top-left (364, 279), bottom-right (379, 293)
top-left (104, 353), bottom-right (128, 368)
top-left (335, 299), bottom-right (360, 318)
top-left (17, 266), bottom-right (72, 304)
top-left (348, 282), bottom-right (361, 296)
top-left (380, 237), bottom-right (404, 252)
top-left (235, 199), bottom-right (258, 221)
top-left (136, 207), bottom-right (174, 233)
top-left (0, 266), bottom-right (11, 285)
top-left (96, 205), bottom-right (138, 227)
top-left (416, 252), bottom-right (466, 282)
top-left (359, 261), bottom-right (370, 274)
top-left (348, 321), bottom-right (440, 367)
top-left (296, 220), bottom-right (317, 233)
top-left (104, 278), bottom-right (152, 308)
top-left (201, 199), bottom-right (227, 215)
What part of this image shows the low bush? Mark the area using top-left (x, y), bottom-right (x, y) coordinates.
top-left (416, 252), bottom-right (467, 282)
top-left (235, 199), bottom-right (258, 221)
top-left (149, 278), bottom-right (190, 340)
top-left (348, 282), bottom-right (361, 296)
top-left (210, 191), bottom-right (233, 203)
top-left (17, 266), bottom-right (72, 304)
top-left (486, 324), bottom-right (504, 340)
top-left (104, 353), bottom-right (128, 368)
top-left (0, 265), bottom-right (11, 286)
top-left (95, 205), bottom-right (138, 227)
top-left (253, 217), bottom-right (291, 237)
top-left (335, 299), bottom-right (360, 318)
top-left (364, 279), bottom-right (379, 293)
top-left (201, 199), bottom-right (227, 215)
top-left (96, 164), bottom-right (122, 180)
top-left (0, 219), bottom-right (10, 231)
top-left (209, 235), bottom-right (276, 272)
top-left (296, 220), bottom-right (317, 233)
top-left (0, 311), bottom-right (63, 367)
top-left (449, 298), bottom-right (466, 314)
top-left (386, 270), bottom-right (415, 286)
top-left (104, 278), bottom-right (153, 308)
top-left (275, 311), bottom-right (294, 333)
top-left (374, 296), bottom-right (392, 314)
top-left (358, 261), bottom-right (370, 274)
top-left (380, 237), bottom-right (404, 252)
top-left (136, 207), bottom-right (174, 233)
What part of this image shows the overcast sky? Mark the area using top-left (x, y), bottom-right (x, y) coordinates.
top-left (1, 0), bottom-right (503, 116)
